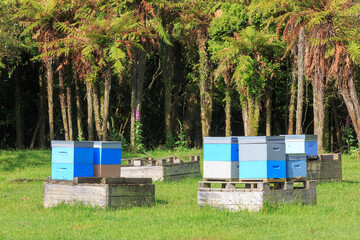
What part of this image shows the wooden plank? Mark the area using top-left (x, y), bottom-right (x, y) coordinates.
top-left (107, 196), bottom-right (155, 207)
top-left (163, 162), bottom-right (200, 176)
top-left (163, 172), bottom-right (201, 181)
top-left (120, 166), bottom-right (164, 181)
top-left (43, 183), bottom-right (108, 208)
top-left (319, 154), bottom-right (341, 161)
top-left (307, 161), bottom-right (321, 171)
top-left (320, 161), bottom-right (342, 171)
top-left (108, 184), bottom-right (155, 197)
top-left (101, 177), bottom-right (152, 185)
top-left (74, 177), bottom-right (103, 184)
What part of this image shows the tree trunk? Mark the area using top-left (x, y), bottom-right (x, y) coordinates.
top-left (130, 47), bottom-right (146, 149)
top-left (38, 65), bottom-right (46, 148)
top-left (339, 76), bottom-right (360, 148)
top-left (46, 59), bottom-right (54, 140)
top-left (225, 83), bottom-right (231, 137)
top-left (92, 83), bottom-right (102, 140)
top-left (59, 66), bottom-right (69, 140)
top-left (102, 64), bottom-right (112, 141)
top-left (241, 99), bottom-right (249, 136)
top-left (66, 73), bottom-right (73, 141)
top-left (265, 87), bottom-right (272, 136)
top-left (85, 79), bottom-right (94, 141)
top-left (14, 68), bottom-right (24, 149)
top-left (288, 59), bottom-right (297, 135)
top-left (312, 70), bottom-right (325, 153)
top-left (296, 27), bottom-right (305, 135)
top-left (160, 40), bottom-right (174, 143)
top-left (198, 31), bottom-right (213, 139)
top-left (241, 95), bottom-right (260, 136)
top-left (332, 102), bottom-right (342, 152)
top-left (75, 77), bottom-right (84, 140)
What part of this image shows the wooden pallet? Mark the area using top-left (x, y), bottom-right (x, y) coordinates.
top-left (122, 155), bottom-right (200, 167)
top-left (203, 178), bottom-right (286, 183)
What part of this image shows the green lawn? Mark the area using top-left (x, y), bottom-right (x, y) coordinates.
top-left (0, 149), bottom-right (359, 239)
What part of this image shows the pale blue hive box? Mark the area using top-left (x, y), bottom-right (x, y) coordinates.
top-left (51, 141), bottom-right (94, 180)
top-left (93, 141), bottom-right (122, 165)
top-left (282, 135), bottom-right (318, 156)
top-left (238, 136), bottom-right (286, 179)
top-left (286, 153), bottom-right (307, 178)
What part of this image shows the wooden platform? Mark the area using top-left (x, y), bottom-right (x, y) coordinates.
top-left (203, 178), bottom-right (286, 183)
top-left (307, 153), bottom-right (342, 183)
top-left (121, 155), bottom-right (201, 181)
top-left (198, 180), bottom-right (316, 212)
top-left (44, 177), bottom-right (155, 208)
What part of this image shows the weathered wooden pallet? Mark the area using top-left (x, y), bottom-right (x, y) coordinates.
top-left (198, 180), bottom-right (316, 212)
top-left (121, 155), bottom-right (201, 181)
top-left (44, 177), bottom-right (155, 208)
top-left (307, 153), bottom-right (342, 183)
top-left (122, 155), bottom-right (200, 167)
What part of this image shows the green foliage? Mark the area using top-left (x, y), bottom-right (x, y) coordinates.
top-left (174, 118), bottom-right (188, 151)
top-left (165, 132), bottom-right (176, 149)
top-left (342, 125), bottom-right (358, 154)
top-left (130, 119), bottom-right (146, 153)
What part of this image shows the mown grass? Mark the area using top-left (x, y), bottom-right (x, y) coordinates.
top-left (0, 149), bottom-right (359, 239)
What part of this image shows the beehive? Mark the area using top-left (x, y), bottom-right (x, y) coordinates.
top-left (93, 141), bottom-right (122, 177)
top-left (283, 135), bottom-right (318, 156)
top-left (203, 137), bottom-right (239, 180)
top-left (51, 141), bottom-right (94, 180)
top-left (238, 136), bottom-right (286, 179)
top-left (286, 154), bottom-right (307, 179)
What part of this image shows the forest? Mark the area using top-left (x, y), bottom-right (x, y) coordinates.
top-left (1, 0), bottom-right (360, 153)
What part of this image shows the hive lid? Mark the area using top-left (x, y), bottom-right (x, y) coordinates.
top-left (203, 137), bottom-right (238, 144)
top-left (93, 141), bottom-right (122, 149)
top-left (237, 136), bottom-right (285, 144)
top-left (51, 140), bottom-right (94, 148)
top-left (281, 135), bottom-right (317, 141)
top-left (286, 153), bottom-right (307, 161)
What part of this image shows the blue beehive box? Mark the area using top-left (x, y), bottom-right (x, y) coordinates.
top-left (286, 154), bottom-right (307, 179)
top-left (51, 141), bottom-right (94, 180)
top-left (93, 141), bottom-right (122, 165)
top-left (283, 135), bottom-right (318, 156)
top-left (203, 137), bottom-right (239, 180)
top-left (238, 136), bottom-right (286, 179)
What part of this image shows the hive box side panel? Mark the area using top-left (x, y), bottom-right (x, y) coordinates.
top-left (238, 144), bottom-right (267, 161)
top-left (305, 141), bottom-right (318, 155)
top-left (286, 160), bottom-right (307, 178)
top-left (285, 141), bottom-right (305, 154)
top-left (263, 188), bottom-right (316, 205)
top-left (239, 161), bottom-right (267, 179)
top-left (93, 148), bottom-right (122, 165)
top-left (51, 147), bottom-right (75, 164)
top-left (43, 183), bottom-right (107, 207)
top-left (203, 144), bottom-right (237, 161)
top-left (107, 196), bottom-right (155, 207)
top-left (203, 161), bottom-right (239, 179)
top-left (93, 164), bottom-right (121, 178)
top-left (267, 160), bottom-right (286, 178)
top-left (120, 166), bottom-right (164, 181)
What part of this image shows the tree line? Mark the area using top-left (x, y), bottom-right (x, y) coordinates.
top-left (1, 0), bottom-right (360, 153)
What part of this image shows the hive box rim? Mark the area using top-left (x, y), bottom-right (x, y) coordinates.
top-left (281, 134), bottom-right (318, 141)
top-left (237, 136), bottom-right (285, 144)
top-left (51, 140), bottom-right (93, 148)
top-left (203, 137), bottom-right (238, 144)
top-left (93, 141), bottom-right (122, 149)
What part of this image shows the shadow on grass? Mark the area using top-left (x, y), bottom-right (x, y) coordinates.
top-left (342, 180), bottom-right (360, 184)
top-left (0, 150), bottom-right (50, 172)
top-left (155, 199), bottom-right (169, 206)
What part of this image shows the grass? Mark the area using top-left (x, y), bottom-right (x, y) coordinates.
top-left (0, 149), bottom-right (360, 239)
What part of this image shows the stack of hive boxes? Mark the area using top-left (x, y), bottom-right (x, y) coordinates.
top-left (203, 137), bottom-right (239, 180)
top-left (51, 141), bottom-right (94, 180)
top-left (93, 141), bottom-right (122, 177)
top-left (283, 135), bottom-right (317, 179)
top-left (238, 136), bottom-right (286, 179)
top-left (51, 140), bottom-right (122, 180)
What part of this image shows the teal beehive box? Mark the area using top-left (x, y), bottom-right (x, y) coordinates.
top-left (283, 135), bottom-right (318, 156)
top-left (51, 141), bottom-right (94, 180)
top-left (238, 136), bottom-right (286, 179)
top-left (203, 137), bottom-right (238, 161)
top-left (93, 141), bottom-right (122, 165)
